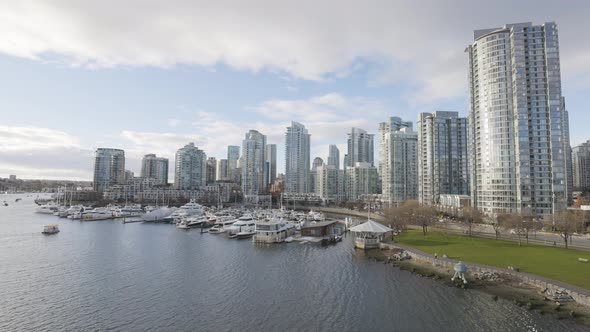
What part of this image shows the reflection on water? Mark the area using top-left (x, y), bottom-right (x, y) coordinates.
top-left (0, 194), bottom-right (585, 331)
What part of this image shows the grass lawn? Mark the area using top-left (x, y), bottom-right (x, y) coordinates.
top-left (396, 230), bottom-right (590, 290)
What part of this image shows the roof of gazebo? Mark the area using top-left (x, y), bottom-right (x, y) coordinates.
top-left (349, 219), bottom-right (393, 233)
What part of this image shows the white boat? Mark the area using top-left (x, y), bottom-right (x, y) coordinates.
top-left (168, 200), bottom-right (204, 222)
top-left (177, 215), bottom-right (208, 229)
top-left (142, 207), bottom-right (177, 222)
top-left (208, 219), bottom-right (236, 234)
top-left (253, 218), bottom-right (296, 243)
top-left (36, 203), bottom-right (58, 214)
top-left (113, 204), bottom-right (144, 217)
top-left (42, 224), bottom-right (60, 234)
top-left (225, 215), bottom-right (256, 238)
top-left (80, 208), bottom-right (113, 221)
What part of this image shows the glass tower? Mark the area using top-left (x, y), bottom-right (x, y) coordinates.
top-left (466, 22), bottom-right (572, 217)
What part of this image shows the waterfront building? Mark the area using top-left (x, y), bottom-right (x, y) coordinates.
top-left (206, 157), bottom-right (217, 185)
top-left (242, 130), bottom-right (267, 196)
top-left (227, 145), bottom-right (240, 183)
top-left (379, 118), bottom-right (418, 207)
top-left (216, 159), bottom-right (229, 181)
top-left (345, 162), bottom-right (379, 201)
top-left (93, 148), bottom-right (125, 192)
top-left (309, 157), bottom-right (324, 194)
top-left (140, 154), bottom-right (169, 185)
top-left (174, 143), bottom-right (207, 190)
top-left (285, 121), bottom-right (310, 193)
top-left (315, 164), bottom-right (344, 204)
top-left (266, 144), bottom-right (277, 188)
top-left (417, 111), bottom-right (469, 205)
top-left (328, 145), bottom-right (340, 170)
top-left (573, 141), bottom-right (590, 191)
top-left (103, 177), bottom-right (158, 201)
top-left (466, 22), bottom-right (572, 217)
top-left (346, 128), bottom-right (374, 167)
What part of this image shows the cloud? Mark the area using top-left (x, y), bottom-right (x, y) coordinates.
top-left (0, 126), bottom-right (92, 180)
top-left (1, 0), bottom-right (588, 104)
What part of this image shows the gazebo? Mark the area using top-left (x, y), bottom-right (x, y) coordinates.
top-left (349, 219), bottom-right (393, 249)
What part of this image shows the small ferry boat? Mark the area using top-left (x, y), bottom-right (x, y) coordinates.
top-left (42, 224), bottom-right (60, 235)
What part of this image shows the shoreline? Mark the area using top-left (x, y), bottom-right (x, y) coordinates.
top-left (365, 247), bottom-right (590, 327)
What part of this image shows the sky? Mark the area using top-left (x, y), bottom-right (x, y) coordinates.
top-left (1, 0), bottom-right (589, 181)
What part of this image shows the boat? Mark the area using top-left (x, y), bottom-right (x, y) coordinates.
top-left (167, 200), bottom-right (204, 223)
top-left (253, 218), bottom-right (296, 243)
top-left (80, 208), bottom-right (113, 221)
top-left (208, 219), bottom-right (236, 234)
top-left (113, 204), bottom-right (144, 218)
top-left (142, 207), bottom-right (177, 222)
top-left (225, 215), bottom-right (256, 238)
top-left (236, 230), bottom-right (256, 239)
top-left (35, 203), bottom-right (58, 214)
top-left (176, 220), bottom-right (190, 229)
top-left (42, 224), bottom-right (60, 234)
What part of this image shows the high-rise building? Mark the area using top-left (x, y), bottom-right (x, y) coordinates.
top-left (242, 130), bottom-right (267, 195)
top-left (573, 141), bottom-right (590, 190)
top-left (266, 144), bottom-right (277, 188)
top-left (206, 157), bottom-right (217, 185)
top-left (285, 121), bottom-right (310, 193)
top-left (227, 145), bottom-right (240, 183)
top-left (93, 148), bottom-right (125, 192)
top-left (174, 143), bottom-right (207, 190)
top-left (124, 170), bottom-right (135, 182)
top-left (347, 128), bottom-right (374, 167)
top-left (216, 159), bottom-right (229, 181)
top-left (418, 111), bottom-right (469, 205)
top-left (140, 154), bottom-right (169, 185)
top-left (327, 145), bottom-right (340, 170)
top-left (315, 164), bottom-right (344, 204)
top-left (345, 162), bottom-right (379, 201)
top-left (466, 22), bottom-right (572, 216)
top-left (379, 118), bottom-right (418, 207)
top-left (309, 157), bottom-right (324, 193)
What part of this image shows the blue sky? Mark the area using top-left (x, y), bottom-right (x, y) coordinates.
top-left (1, 1), bottom-right (589, 180)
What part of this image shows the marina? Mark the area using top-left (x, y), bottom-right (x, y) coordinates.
top-left (0, 193), bottom-right (584, 331)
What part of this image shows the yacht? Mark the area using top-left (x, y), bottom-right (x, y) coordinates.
top-left (167, 200), bottom-right (204, 223)
top-left (208, 219), bottom-right (236, 234)
top-left (67, 206), bottom-right (92, 220)
top-left (225, 215), bottom-right (256, 238)
top-left (42, 224), bottom-right (60, 235)
top-left (177, 215), bottom-right (208, 229)
top-left (80, 208), bottom-right (113, 221)
top-left (142, 207), bottom-right (177, 222)
top-left (36, 203), bottom-right (58, 214)
top-left (253, 218), bottom-right (296, 243)
top-left (113, 204), bottom-right (144, 218)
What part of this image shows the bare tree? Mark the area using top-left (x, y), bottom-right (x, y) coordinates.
top-left (498, 213), bottom-right (524, 246)
top-left (383, 207), bottom-right (406, 235)
top-left (462, 206), bottom-right (483, 237)
top-left (485, 213), bottom-right (502, 240)
top-left (552, 210), bottom-right (584, 249)
top-left (415, 205), bottom-right (438, 236)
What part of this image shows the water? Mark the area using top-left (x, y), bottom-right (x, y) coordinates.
top-left (0, 194), bottom-right (585, 332)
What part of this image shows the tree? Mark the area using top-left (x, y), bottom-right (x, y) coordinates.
top-left (383, 207), bottom-right (407, 235)
top-left (552, 210), bottom-right (584, 249)
top-left (462, 206), bottom-right (483, 236)
top-left (486, 213), bottom-right (502, 240)
top-left (415, 205), bottom-right (437, 236)
top-left (498, 213), bottom-right (524, 247)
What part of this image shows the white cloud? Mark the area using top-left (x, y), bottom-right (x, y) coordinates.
top-left (1, 0), bottom-right (588, 103)
top-left (0, 126), bottom-right (92, 180)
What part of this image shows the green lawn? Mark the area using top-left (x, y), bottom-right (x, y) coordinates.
top-left (396, 230), bottom-right (590, 290)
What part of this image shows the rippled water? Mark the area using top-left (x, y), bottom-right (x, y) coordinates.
top-left (0, 194), bottom-right (585, 331)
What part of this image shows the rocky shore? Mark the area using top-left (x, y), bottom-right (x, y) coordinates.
top-left (365, 247), bottom-right (590, 327)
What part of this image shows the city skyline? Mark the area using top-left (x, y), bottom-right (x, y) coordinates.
top-left (2, 2), bottom-right (590, 180)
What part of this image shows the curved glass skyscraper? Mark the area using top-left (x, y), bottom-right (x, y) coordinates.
top-left (466, 22), bottom-right (572, 218)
